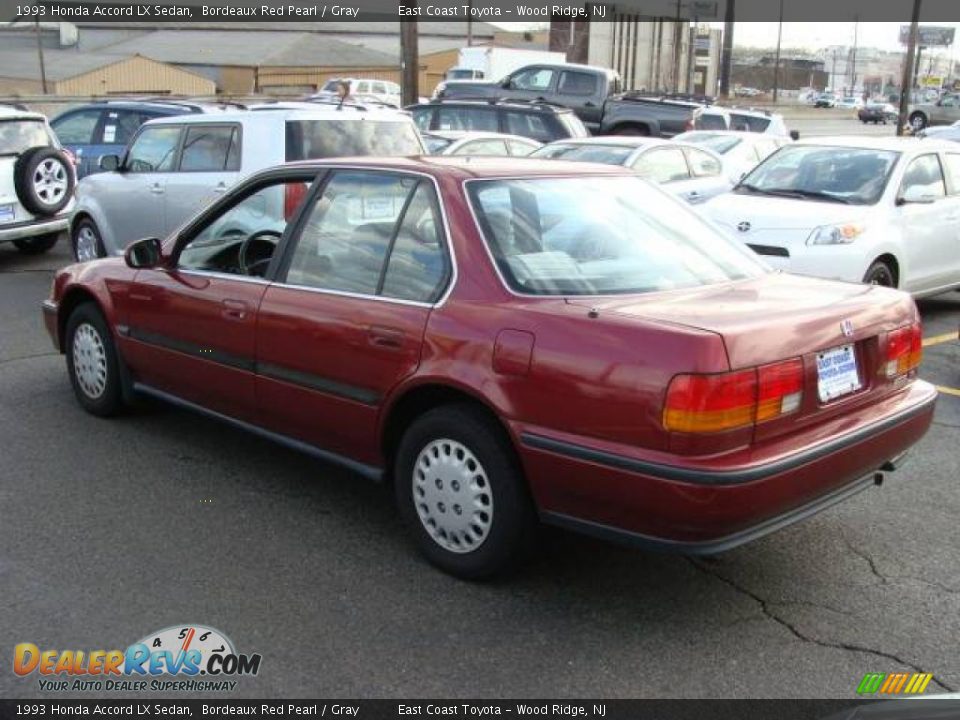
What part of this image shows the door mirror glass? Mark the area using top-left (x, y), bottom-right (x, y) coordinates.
top-left (98, 154), bottom-right (120, 171)
top-left (124, 237), bottom-right (162, 269)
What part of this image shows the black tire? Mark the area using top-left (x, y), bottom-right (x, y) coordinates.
top-left (65, 303), bottom-right (124, 417)
top-left (14, 146), bottom-right (75, 217)
top-left (12, 232), bottom-right (59, 255)
top-left (863, 260), bottom-right (896, 288)
top-left (909, 112), bottom-right (927, 131)
top-left (613, 124), bottom-right (650, 137)
top-left (71, 217), bottom-right (105, 262)
top-left (394, 404), bottom-right (536, 579)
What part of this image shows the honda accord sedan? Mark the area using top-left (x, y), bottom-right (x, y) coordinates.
top-left (42, 157), bottom-right (936, 578)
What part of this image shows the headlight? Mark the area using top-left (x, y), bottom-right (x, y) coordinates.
top-left (806, 224), bottom-right (865, 245)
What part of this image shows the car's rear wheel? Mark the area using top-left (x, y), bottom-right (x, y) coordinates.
top-left (863, 260), bottom-right (896, 288)
top-left (72, 218), bottom-right (104, 262)
top-left (909, 112), bottom-right (927, 131)
top-left (394, 404), bottom-right (535, 579)
top-left (65, 303), bottom-right (123, 416)
top-left (12, 232), bottom-right (59, 255)
top-left (614, 124), bottom-right (650, 137)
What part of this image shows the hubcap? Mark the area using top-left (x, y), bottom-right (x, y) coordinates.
top-left (75, 226), bottom-right (99, 262)
top-left (413, 439), bottom-right (493, 554)
top-left (33, 158), bottom-right (68, 206)
top-left (72, 323), bottom-right (108, 399)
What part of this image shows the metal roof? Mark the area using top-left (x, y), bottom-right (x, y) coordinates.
top-left (0, 47), bottom-right (136, 81)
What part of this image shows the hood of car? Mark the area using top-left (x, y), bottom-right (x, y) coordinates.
top-left (702, 192), bottom-right (870, 234)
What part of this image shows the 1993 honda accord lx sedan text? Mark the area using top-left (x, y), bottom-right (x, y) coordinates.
top-left (42, 157), bottom-right (937, 578)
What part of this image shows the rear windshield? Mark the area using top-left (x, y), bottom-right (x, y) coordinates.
top-left (694, 112), bottom-right (727, 130)
top-left (0, 119), bottom-right (51, 156)
top-left (285, 119), bottom-right (423, 160)
top-left (530, 143), bottom-right (634, 165)
top-left (468, 176), bottom-right (765, 296)
top-left (730, 113), bottom-right (771, 132)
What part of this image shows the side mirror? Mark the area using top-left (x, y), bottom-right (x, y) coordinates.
top-left (789, 130), bottom-right (800, 141)
top-left (98, 154), bottom-right (120, 172)
top-left (124, 237), bottom-right (162, 269)
top-left (501, 78), bottom-right (513, 89)
top-left (897, 185), bottom-right (937, 205)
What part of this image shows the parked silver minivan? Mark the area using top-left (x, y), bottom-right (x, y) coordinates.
top-left (70, 107), bottom-right (425, 261)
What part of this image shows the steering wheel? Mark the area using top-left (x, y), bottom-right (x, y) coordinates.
top-left (238, 229), bottom-right (282, 276)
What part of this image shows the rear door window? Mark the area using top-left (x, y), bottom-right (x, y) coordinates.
top-left (436, 106), bottom-right (499, 132)
top-left (505, 112), bottom-right (555, 142)
top-left (51, 109), bottom-right (102, 145)
top-left (179, 125), bottom-right (241, 172)
top-left (558, 71), bottom-right (597, 96)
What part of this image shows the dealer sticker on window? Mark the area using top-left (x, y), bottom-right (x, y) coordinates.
top-left (0, 203), bottom-right (15, 225)
top-left (817, 343), bottom-right (861, 402)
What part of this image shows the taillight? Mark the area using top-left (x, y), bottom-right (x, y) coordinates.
top-left (663, 369), bottom-right (757, 433)
top-left (663, 358), bottom-right (804, 433)
top-left (685, 117), bottom-right (695, 131)
top-left (885, 322), bottom-right (922, 378)
top-left (756, 358), bottom-right (804, 422)
top-left (284, 182), bottom-right (308, 221)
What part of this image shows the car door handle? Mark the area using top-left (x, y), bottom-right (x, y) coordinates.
top-left (221, 299), bottom-right (248, 321)
top-left (368, 325), bottom-right (405, 350)
top-left (150, 183), bottom-right (164, 195)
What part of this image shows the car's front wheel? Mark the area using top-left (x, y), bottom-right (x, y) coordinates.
top-left (65, 303), bottom-right (124, 416)
top-left (12, 232), bottom-right (60, 255)
top-left (909, 112), bottom-right (927, 131)
top-left (394, 405), bottom-right (536, 579)
top-left (72, 218), bottom-right (105, 262)
top-left (863, 260), bottom-right (896, 288)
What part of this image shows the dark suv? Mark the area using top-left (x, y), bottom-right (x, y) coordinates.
top-left (407, 99), bottom-right (589, 144)
top-left (51, 100), bottom-right (234, 178)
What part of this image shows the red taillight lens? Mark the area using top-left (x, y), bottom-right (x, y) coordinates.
top-left (885, 322), bottom-right (922, 378)
top-left (757, 358), bottom-right (804, 422)
top-left (663, 369), bottom-right (757, 433)
top-left (284, 182), bottom-right (308, 221)
top-left (685, 117), bottom-right (695, 131)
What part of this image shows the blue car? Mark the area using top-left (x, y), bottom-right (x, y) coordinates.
top-left (50, 100), bottom-right (231, 178)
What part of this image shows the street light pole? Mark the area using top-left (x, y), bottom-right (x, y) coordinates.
top-left (897, 0), bottom-right (921, 136)
top-left (772, 0), bottom-right (784, 103)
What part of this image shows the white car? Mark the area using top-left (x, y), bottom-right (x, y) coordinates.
top-left (421, 131), bottom-right (541, 157)
top-left (700, 136), bottom-right (960, 297)
top-left (70, 107), bottom-right (425, 261)
top-left (0, 105), bottom-right (75, 254)
top-left (311, 78), bottom-right (402, 108)
top-left (673, 130), bottom-right (790, 182)
top-left (836, 96), bottom-right (865, 110)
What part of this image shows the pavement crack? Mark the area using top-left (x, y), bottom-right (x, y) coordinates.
top-left (0, 351), bottom-right (59, 366)
top-left (687, 557), bottom-right (955, 693)
top-left (840, 531), bottom-right (888, 584)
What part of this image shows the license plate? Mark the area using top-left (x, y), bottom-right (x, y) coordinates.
top-left (0, 204), bottom-right (14, 224)
top-left (817, 344), bottom-right (861, 402)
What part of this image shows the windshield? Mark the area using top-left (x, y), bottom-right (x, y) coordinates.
top-left (285, 119), bottom-right (423, 160)
top-left (679, 132), bottom-right (741, 154)
top-left (0, 119), bottom-right (52, 155)
top-left (738, 145), bottom-right (899, 205)
top-left (530, 143), bottom-right (634, 165)
top-left (468, 176), bottom-right (766, 296)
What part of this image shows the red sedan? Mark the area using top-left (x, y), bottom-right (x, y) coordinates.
top-left (43, 157), bottom-right (936, 578)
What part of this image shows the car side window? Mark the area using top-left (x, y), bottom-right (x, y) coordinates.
top-left (285, 172), bottom-right (448, 302)
top-left (943, 154), bottom-right (960, 195)
top-left (372, 82), bottom-right (387, 95)
top-left (686, 147), bottom-right (722, 177)
top-left (178, 179), bottom-right (311, 276)
top-left (941, 95), bottom-right (958, 107)
top-left (452, 139), bottom-right (510, 156)
top-left (558, 71), bottom-right (597, 96)
top-left (51, 110), bottom-right (102, 145)
top-left (504, 112), bottom-right (552, 142)
top-left (108, 111), bottom-right (151, 146)
top-left (437, 106), bottom-right (499, 132)
top-left (634, 148), bottom-right (691, 183)
top-left (411, 107), bottom-right (434, 132)
top-left (179, 125), bottom-right (240, 172)
top-left (507, 139), bottom-right (537, 156)
top-left (125, 126), bottom-right (181, 173)
top-left (899, 154), bottom-right (946, 200)
top-left (511, 67), bottom-right (555, 92)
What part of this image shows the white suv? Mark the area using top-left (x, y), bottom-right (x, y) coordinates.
top-left (70, 106), bottom-right (425, 261)
top-left (0, 105), bottom-right (76, 255)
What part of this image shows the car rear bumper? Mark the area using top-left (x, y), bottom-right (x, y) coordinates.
top-left (0, 214), bottom-right (70, 243)
top-left (517, 380), bottom-right (937, 551)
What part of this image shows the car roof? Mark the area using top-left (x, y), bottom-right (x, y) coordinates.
top-left (283, 155), bottom-right (631, 180)
top-left (795, 135), bottom-right (957, 152)
top-left (142, 107), bottom-right (413, 125)
top-left (541, 136), bottom-right (670, 149)
top-left (410, 99), bottom-right (574, 114)
top-left (0, 105), bottom-right (45, 121)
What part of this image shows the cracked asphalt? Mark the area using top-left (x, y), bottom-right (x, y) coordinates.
top-left (1, 237), bottom-right (958, 700)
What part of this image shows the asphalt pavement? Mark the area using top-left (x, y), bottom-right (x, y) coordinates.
top-left (1, 115), bottom-right (959, 700)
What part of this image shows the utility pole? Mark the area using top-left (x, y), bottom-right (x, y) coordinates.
top-left (897, 0), bottom-right (921, 136)
top-left (850, 15), bottom-right (859, 94)
top-left (772, 0), bottom-right (784, 103)
top-left (673, 0), bottom-right (683, 92)
top-left (719, 0), bottom-right (734, 99)
top-left (400, 13), bottom-right (419, 106)
top-left (35, 20), bottom-right (48, 94)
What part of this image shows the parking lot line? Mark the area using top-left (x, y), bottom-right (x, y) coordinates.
top-left (923, 332), bottom-right (958, 348)
top-left (936, 386), bottom-right (960, 398)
